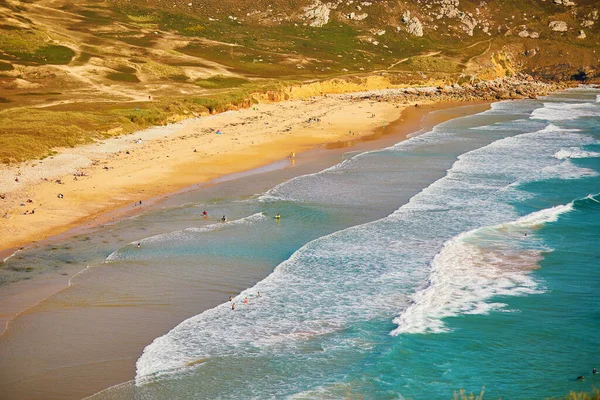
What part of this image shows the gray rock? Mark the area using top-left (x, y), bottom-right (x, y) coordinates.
top-left (549, 21), bottom-right (568, 32)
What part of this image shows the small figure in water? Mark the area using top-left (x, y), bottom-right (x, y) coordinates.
top-left (137, 243), bottom-right (141, 249)
top-left (221, 215), bottom-right (227, 222)
top-left (202, 210), bottom-right (208, 217)
top-left (243, 297), bottom-right (249, 305)
top-left (593, 367), bottom-right (597, 375)
top-left (229, 296), bottom-right (233, 302)
top-left (524, 232), bottom-right (528, 237)
top-left (257, 291), bottom-right (262, 298)
top-left (577, 375), bottom-right (585, 381)
top-left (231, 303), bottom-right (235, 310)
top-left (275, 213), bottom-right (281, 220)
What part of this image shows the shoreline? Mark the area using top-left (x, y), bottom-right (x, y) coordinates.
top-left (0, 100), bottom-right (492, 400)
top-left (0, 77), bottom-right (567, 258)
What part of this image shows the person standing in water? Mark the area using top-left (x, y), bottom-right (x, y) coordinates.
top-left (221, 215), bottom-right (227, 222)
top-left (231, 303), bottom-right (235, 310)
top-left (275, 213), bottom-right (281, 220)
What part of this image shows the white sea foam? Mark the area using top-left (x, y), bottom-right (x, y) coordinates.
top-left (390, 203), bottom-right (573, 335)
top-left (531, 102), bottom-right (600, 121)
top-left (554, 148), bottom-right (600, 160)
top-left (134, 97), bottom-right (598, 388)
top-left (540, 161), bottom-right (599, 180)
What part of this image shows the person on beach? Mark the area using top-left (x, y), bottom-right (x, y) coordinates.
top-left (221, 215), bottom-right (227, 222)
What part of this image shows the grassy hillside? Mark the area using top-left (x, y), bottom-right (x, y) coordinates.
top-left (0, 0), bottom-right (598, 163)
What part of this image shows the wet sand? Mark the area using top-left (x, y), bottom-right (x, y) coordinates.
top-left (0, 101), bottom-right (491, 400)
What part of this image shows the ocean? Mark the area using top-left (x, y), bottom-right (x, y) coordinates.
top-left (2, 90), bottom-right (599, 400)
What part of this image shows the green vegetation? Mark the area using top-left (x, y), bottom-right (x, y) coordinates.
top-left (0, 27), bottom-right (74, 64)
top-left (403, 56), bottom-right (461, 73)
top-left (0, 61), bottom-right (13, 70)
top-left (550, 387), bottom-right (600, 400)
top-left (453, 387), bottom-right (485, 400)
top-left (195, 75), bottom-right (249, 89)
top-left (106, 72), bottom-right (140, 82)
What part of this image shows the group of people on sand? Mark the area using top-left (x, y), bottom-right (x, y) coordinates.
top-left (230, 291), bottom-right (262, 311)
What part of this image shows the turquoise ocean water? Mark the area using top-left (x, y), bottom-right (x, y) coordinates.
top-left (86, 88), bottom-right (600, 399)
top-left (5, 90), bottom-right (599, 400)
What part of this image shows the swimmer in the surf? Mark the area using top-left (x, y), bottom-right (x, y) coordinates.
top-left (243, 297), bottom-right (249, 305)
top-left (257, 291), bottom-right (262, 298)
top-left (229, 296), bottom-right (233, 302)
top-left (275, 213), bottom-right (280, 220)
top-left (137, 243), bottom-right (141, 249)
top-left (221, 215), bottom-right (227, 222)
top-left (231, 303), bottom-right (235, 310)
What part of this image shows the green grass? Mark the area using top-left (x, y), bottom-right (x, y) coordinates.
top-left (403, 56), bottom-right (461, 73)
top-left (195, 75), bottom-right (249, 89)
top-left (0, 61), bottom-right (13, 70)
top-left (106, 72), bottom-right (140, 82)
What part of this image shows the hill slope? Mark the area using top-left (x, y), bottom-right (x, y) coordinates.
top-left (0, 0), bottom-right (598, 162)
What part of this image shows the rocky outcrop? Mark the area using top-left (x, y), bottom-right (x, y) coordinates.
top-left (549, 21), bottom-right (568, 32)
top-left (303, 1), bottom-right (336, 27)
top-left (400, 11), bottom-right (424, 37)
top-left (347, 12), bottom-right (368, 21)
top-left (553, 0), bottom-right (576, 6)
top-left (337, 75), bottom-right (572, 104)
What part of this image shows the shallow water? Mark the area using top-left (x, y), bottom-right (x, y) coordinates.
top-left (2, 93), bottom-right (600, 399)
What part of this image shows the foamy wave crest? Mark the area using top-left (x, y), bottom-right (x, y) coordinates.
top-left (554, 148), bottom-right (600, 160)
top-left (133, 100), bottom-right (598, 393)
top-left (540, 161), bottom-right (599, 180)
top-left (104, 213), bottom-right (266, 262)
top-left (391, 203), bottom-right (573, 335)
top-left (531, 102), bottom-right (600, 121)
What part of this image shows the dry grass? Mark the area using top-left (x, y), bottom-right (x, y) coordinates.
top-left (551, 387), bottom-right (600, 400)
top-left (453, 387), bottom-right (485, 400)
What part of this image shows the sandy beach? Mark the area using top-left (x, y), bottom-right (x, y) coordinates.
top-left (0, 96), bottom-right (492, 400)
top-left (0, 94), bottom-right (412, 256)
